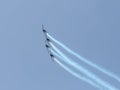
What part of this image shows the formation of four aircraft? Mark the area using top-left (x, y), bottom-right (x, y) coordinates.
top-left (42, 25), bottom-right (55, 60)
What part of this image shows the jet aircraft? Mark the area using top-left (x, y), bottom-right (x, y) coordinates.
top-left (42, 25), bottom-right (48, 38)
top-left (45, 44), bottom-right (49, 48)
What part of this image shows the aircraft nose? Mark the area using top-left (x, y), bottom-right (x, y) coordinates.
top-left (43, 29), bottom-right (46, 32)
top-left (46, 38), bottom-right (50, 42)
top-left (46, 44), bottom-right (49, 48)
top-left (50, 54), bottom-right (54, 57)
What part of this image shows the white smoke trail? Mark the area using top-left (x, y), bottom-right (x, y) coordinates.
top-left (46, 45), bottom-right (101, 89)
top-left (50, 43), bottom-right (118, 90)
top-left (47, 33), bottom-right (120, 83)
top-left (54, 57), bottom-right (103, 90)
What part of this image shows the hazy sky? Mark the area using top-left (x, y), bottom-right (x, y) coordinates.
top-left (0, 0), bottom-right (120, 90)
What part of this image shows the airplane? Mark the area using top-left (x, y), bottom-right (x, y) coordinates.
top-left (45, 44), bottom-right (49, 48)
top-left (46, 38), bottom-right (51, 42)
top-left (42, 25), bottom-right (47, 34)
top-left (42, 27), bottom-right (47, 33)
top-left (42, 25), bottom-right (48, 38)
top-left (50, 54), bottom-right (54, 58)
top-left (43, 29), bottom-right (47, 33)
top-left (49, 53), bottom-right (55, 61)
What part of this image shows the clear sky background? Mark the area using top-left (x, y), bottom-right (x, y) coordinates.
top-left (0, 0), bottom-right (120, 90)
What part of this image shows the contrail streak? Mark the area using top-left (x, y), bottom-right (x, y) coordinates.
top-left (53, 57), bottom-right (103, 90)
top-left (50, 43), bottom-right (118, 90)
top-left (46, 47), bottom-right (101, 89)
top-left (47, 33), bottom-right (120, 83)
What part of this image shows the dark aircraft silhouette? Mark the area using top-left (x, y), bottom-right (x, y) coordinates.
top-left (45, 44), bottom-right (49, 48)
top-left (50, 53), bottom-right (54, 61)
top-left (46, 38), bottom-right (51, 42)
top-left (43, 29), bottom-right (47, 33)
top-left (50, 54), bottom-right (54, 58)
top-left (42, 25), bottom-right (48, 39)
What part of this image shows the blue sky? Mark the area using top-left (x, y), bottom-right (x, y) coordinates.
top-left (0, 0), bottom-right (120, 90)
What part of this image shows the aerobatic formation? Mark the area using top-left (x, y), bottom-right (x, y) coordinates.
top-left (42, 26), bottom-right (120, 90)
